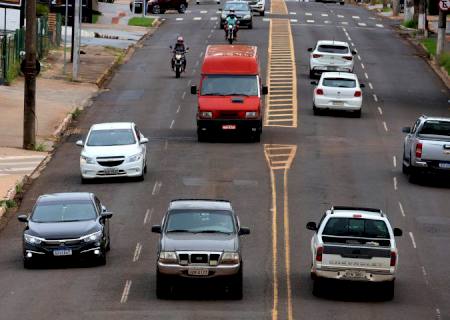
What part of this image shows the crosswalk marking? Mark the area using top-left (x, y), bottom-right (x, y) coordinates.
top-left (0, 155), bottom-right (46, 176)
top-left (176, 17), bottom-right (184, 21)
top-left (337, 14), bottom-right (344, 18)
top-left (290, 19), bottom-right (298, 23)
top-left (376, 23), bottom-right (384, 28)
top-left (307, 20), bottom-right (314, 23)
top-left (305, 12), bottom-right (312, 16)
top-left (321, 13), bottom-right (328, 17)
top-left (341, 21), bottom-right (348, 25)
top-left (358, 22), bottom-right (367, 26)
top-left (352, 16), bottom-right (360, 19)
top-left (193, 17), bottom-right (202, 20)
top-left (210, 17), bottom-right (218, 20)
top-left (200, 10), bottom-right (208, 13)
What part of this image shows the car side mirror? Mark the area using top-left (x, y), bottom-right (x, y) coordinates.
top-left (218, 8), bottom-right (222, 11)
top-left (101, 212), bottom-right (113, 219)
top-left (310, 81), bottom-right (317, 85)
top-left (140, 137), bottom-right (149, 144)
top-left (351, 50), bottom-right (357, 55)
top-left (151, 225), bottom-right (162, 233)
top-left (17, 214), bottom-right (29, 223)
top-left (262, 86), bottom-right (268, 95)
top-left (186, 47), bottom-right (190, 51)
top-left (402, 127), bottom-right (411, 133)
top-left (169, 45), bottom-right (172, 49)
top-left (306, 221), bottom-right (317, 231)
top-left (239, 227), bottom-right (250, 235)
top-left (307, 47), bottom-right (313, 52)
top-left (393, 228), bottom-right (403, 237)
top-left (101, 205), bottom-right (107, 212)
top-left (76, 140), bottom-right (84, 147)
top-left (191, 85), bottom-right (197, 95)
top-left (360, 83), bottom-right (365, 88)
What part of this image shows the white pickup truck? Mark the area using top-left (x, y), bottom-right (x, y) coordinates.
top-left (306, 206), bottom-right (403, 300)
top-left (402, 116), bottom-right (450, 180)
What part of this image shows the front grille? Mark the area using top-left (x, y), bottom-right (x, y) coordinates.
top-left (190, 254), bottom-right (208, 264)
top-left (219, 111), bottom-right (240, 119)
top-left (41, 238), bottom-right (85, 250)
top-left (176, 252), bottom-right (223, 265)
top-left (97, 160), bottom-right (124, 167)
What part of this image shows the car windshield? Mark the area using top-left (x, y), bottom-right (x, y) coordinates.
top-left (323, 218), bottom-right (390, 239)
top-left (419, 121), bottom-right (450, 137)
top-left (32, 200), bottom-right (97, 223)
top-left (166, 210), bottom-right (235, 234)
top-left (224, 2), bottom-right (249, 10)
top-left (201, 75), bottom-right (258, 96)
top-left (317, 45), bottom-right (349, 54)
top-left (322, 78), bottom-right (356, 88)
top-left (87, 129), bottom-right (136, 146)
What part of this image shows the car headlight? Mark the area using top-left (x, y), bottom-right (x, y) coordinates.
top-left (199, 111), bottom-right (213, 119)
top-left (245, 111), bottom-right (258, 118)
top-left (244, 14), bottom-right (251, 19)
top-left (80, 154), bottom-right (95, 164)
top-left (127, 152), bottom-right (143, 163)
top-left (24, 234), bottom-right (43, 245)
top-left (175, 54), bottom-right (182, 59)
top-left (221, 252), bottom-right (240, 264)
top-left (82, 231), bottom-right (102, 243)
top-left (158, 251), bottom-right (178, 264)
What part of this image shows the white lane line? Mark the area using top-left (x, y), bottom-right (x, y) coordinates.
top-left (436, 309), bottom-right (441, 320)
top-left (383, 121), bottom-right (389, 132)
top-left (393, 176), bottom-right (397, 190)
top-left (182, 91), bottom-right (186, 99)
top-left (188, 80), bottom-right (192, 86)
top-left (263, 18), bottom-right (270, 22)
top-left (144, 208), bottom-right (154, 224)
top-left (305, 12), bottom-right (312, 16)
top-left (290, 19), bottom-right (298, 23)
top-left (133, 242), bottom-right (142, 262)
top-left (409, 232), bottom-right (417, 249)
top-left (368, 82), bottom-right (373, 90)
top-left (175, 17), bottom-right (184, 21)
top-left (376, 23), bottom-right (384, 28)
top-left (377, 107), bottom-right (383, 115)
top-left (321, 13), bottom-right (328, 17)
top-left (200, 10), bottom-right (207, 13)
top-left (199, 52), bottom-right (204, 58)
top-left (324, 20), bottom-right (330, 24)
top-left (342, 27), bottom-right (347, 32)
top-left (421, 266), bottom-right (427, 277)
top-left (398, 201), bottom-right (405, 217)
top-left (341, 21), bottom-right (348, 25)
top-left (307, 20), bottom-right (315, 23)
top-left (373, 94), bottom-right (378, 102)
top-left (358, 22), bottom-right (367, 26)
top-left (195, 60), bottom-right (199, 66)
top-left (357, 55), bottom-right (361, 61)
top-left (176, 105), bottom-right (181, 113)
top-left (337, 14), bottom-right (344, 18)
top-left (210, 17), bottom-right (218, 20)
top-left (351, 42), bottom-right (355, 46)
top-left (347, 35), bottom-right (352, 41)
top-left (352, 15), bottom-right (360, 19)
top-left (361, 63), bottom-right (365, 69)
top-left (193, 17), bottom-right (202, 20)
top-left (170, 120), bottom-right (175, 129)
top-left (192, 69), bottom-right (197, 74)
top-left (152, 181), bottom-right (162, 196)
top-left (393, 155), bottom-right (397, 168)
top-left (120, 280), bottom-right (132, 304)
top-left (364, 72), bottom-right (368, 79)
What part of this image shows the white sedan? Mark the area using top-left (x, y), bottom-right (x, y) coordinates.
top-left (311, 72), bottom-right (364, 117)
top-left (76, 122), bottom-right (148, 183)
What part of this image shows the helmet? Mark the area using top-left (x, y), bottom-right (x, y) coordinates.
top-left (177, 36), bottom-right (184, 44)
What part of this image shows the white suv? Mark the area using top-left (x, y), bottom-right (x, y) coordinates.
top-left (306, 206), bottom-right (403, 300)
top-left (77, 122), bottom-right (148, 183)
top-left (308, 40), bottom-right (356, 78)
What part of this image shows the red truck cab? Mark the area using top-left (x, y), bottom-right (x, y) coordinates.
top-left (191, 45), bottom-right (268, 142)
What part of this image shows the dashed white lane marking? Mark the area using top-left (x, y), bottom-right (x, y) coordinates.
top-left (144, 208), bottom-right (153, 224)
top-left (176, 105), bottom-right (181, 113)
top-left (421, 266), bottom-right (427, 277)
top-left (337, 14), bottom-right (344, 18)
top-left (341, 21), bottom-right (348, 25)
top-left (383, 121), bottom-right (389, 132)
top-left (377, 106), bottom-right (383, 115)
top-left (398, 201), bottom-right (405, 217)
top-left (290, 19), bottom-right (298, 23)
top-left (133, 242), bottom-right (142, 262)
top-left (357, 55), bottom-right (361, 61)
top-left (393, 176), bottom-right (397, 190)
top-left (305, 12), bottom-right (312, 16)
top-left (182, 91), bottom-right (186, 99)
top-left (200, 10), bottom-right (207, 13)
top-left (321, 13), bottom-right (328, 17)
top-left (342, 27), bottom-right (347, 32)
top-left (393, 155), bottom-right (397, 168)
top-left (376, 23), bottom-right (384, 28)
top-left (210, 17), bottom-right (218, 20)
top-left (352, 15), bottom-right (360, 19)
top-left (358, 22), bottom-right (367, 26)
top-left (170, 120), bottom-right (175, 129)
top-left (409, 232), bottom-right (417, 249)
top-left (368, 82), bottom-right (373, 90)
top-left (188, 79), bottom-right (192, 86)
top-left (120, 280), bottom-right (132, 304)
top-left (176, 17), bottom-right (184, 21)
top-left (364, 72), bottom-right (368, 79)
top-left (307, 20), bottom-right (315, 23)
top-left (199, 52), bottom-right (203, 58)
top-left (193, 17), bottom-right (202, 20)
top-left (152, 181), bottom-right (162, 196)
top-left (361, 63), bottom-right (365, 69)
top-left (373, 94), bottom-right (378, 102)
top-left (351, 42), bottom-right (355, 46)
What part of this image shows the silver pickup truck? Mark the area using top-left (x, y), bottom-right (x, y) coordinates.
top-left (402, 116), bottom-right (450, 180)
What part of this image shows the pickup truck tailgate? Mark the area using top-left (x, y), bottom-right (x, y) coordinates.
top-left (420, 140), bottom-right (450, 163)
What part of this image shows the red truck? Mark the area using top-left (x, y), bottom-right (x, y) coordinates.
top-left (190, 45), bottom-right (268, 142)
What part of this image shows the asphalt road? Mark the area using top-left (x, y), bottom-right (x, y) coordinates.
top-left (0, 1), bottom-right (449, 319)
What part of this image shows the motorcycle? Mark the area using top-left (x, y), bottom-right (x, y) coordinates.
top-left (170, 47), bottom-right (188, 78)
top-left (225, 22), bottom-right (238, 44)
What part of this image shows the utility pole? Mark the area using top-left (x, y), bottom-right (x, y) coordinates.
top-left (418, 0), bottom-right (426, 32)
top-left (404, 0), bottom-right (414, 21)
top-left (23, 0), bottom-right (37, 149)
top-left (436, 5), bottom-right (447, 59)
top-left (72, 0), bottom-right (80, 80)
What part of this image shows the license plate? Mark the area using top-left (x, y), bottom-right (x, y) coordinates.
top-left (222, 124), bottom-right (236, 130)
top-left (344, 270), bottom-right (366, 279)
top-left (104, 168), bottom-right (119, 175)
top-left (53, 249), bottom-right (72, 256)
top-left (332, 101), bottom-right (344, 106)
top-left (438, 162), bottom-right (450, 168)
top-left (188, 268), bottom-right (209, 276)
top-left (327, 66), bottom-right (337, 70)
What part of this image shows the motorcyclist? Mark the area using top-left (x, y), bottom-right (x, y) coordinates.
top-left (224, 10), bottom-right (238, 39)
top-left (171, 36), bottom-right (187, 71)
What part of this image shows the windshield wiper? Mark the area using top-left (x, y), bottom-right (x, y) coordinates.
top-left (196, 230), bottom-right (232, 234)
top-left (202, 93), bottom-right (227, 96)
top-left (228, 93), bottom-right (250, 96)
top-left (166, 229), bottom-right (192, 233)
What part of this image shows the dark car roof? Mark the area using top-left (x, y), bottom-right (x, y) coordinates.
top-left (37, 192), bottom-right (93, 204)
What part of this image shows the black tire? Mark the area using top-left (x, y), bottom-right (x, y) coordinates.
top-left (137, 169), bottom-right (145, 181)
top-left (97, 249), bottom-right (107, 266)
top-left (229, 267), bottom-right (243, 300)
top-left (260, 10), bottom-right (264, 16)
top-left (175, 67), bottom-right (181, 78)
top-left (313, 104), bottom-right (320, 116)
top-left (248, 22), bottom-right (253, 29)
top-left (81, 176), bottom-right (90, 184)
top-left (178, 3), bottom-right (186, 13)
top-left (353, 109), bottom-right (361, 118)
top-left (309, 69), bottom-right (315, 79)
top-left (312, 278), bottom-right (323, 297)
top-left (152, 5), bottom-right (161, 14)
top-left (251, 131), bottom-right (261, 143)
top-left (156, 270), bottom-right (171, 299)
top-left (228, 37), bottom-right (233, 44)
top-left (24, 258), bottom-right (34, 269)
top-left (340, 1), bottom-right (344, 5)
top-left (384, 281), bottom-right (395, 301)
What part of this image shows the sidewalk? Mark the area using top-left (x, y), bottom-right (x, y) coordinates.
top-left (0, 5), bottom-right (159, 219)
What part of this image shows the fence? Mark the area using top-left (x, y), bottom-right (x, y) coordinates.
top-left (0, 14), bottom-right (62, 85)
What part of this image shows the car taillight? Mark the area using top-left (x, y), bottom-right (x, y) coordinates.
top-left (312, 54), bottom-right (322, 58)
top-left (354, 91), bottom-right (362, 97)
top-left (316, 88), bottom-right (324, 95)
top-left (316, 246), bottom-right (323, 262)
top-left (415, 142), bottom-right (423, 158)
top-left (343, 56), bottom-right (353, 60)
top-left (390, 251), bottom-right (396, 267)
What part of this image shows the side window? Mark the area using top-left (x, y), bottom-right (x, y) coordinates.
top-left (94, 197), bottom-right (102, 215)
top-left (318, 213), bottom-right (327, 228)
top-left (134, 125), bottom-right (141, 141)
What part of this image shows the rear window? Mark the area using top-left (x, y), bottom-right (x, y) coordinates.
top-left (323, 218), bottom-right (390, 239)
top-left (419, 121), bottom-right (450, 137)
top-left (317, 45), bottom-right (349, 54)
top-left (322, 78), bottom-right (356, 88)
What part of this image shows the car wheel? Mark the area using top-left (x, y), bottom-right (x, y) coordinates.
top-left (309, 69), bottom-right (314, 79)
top-left (384, 281), bottom-right (395, 301)
top-left (152, 5), bottom-right (161, 14)
top-left (81, 176), bottom-right (90, 184)
top-left (313, 103), bottom-right (320, 116)
top-left (178, 3), bottom-right (186, 13)
top-left (156, 270), bottom-right (172, 299)
top-left (340, 1), bottom-right (344, 4)
top-left (260, 10), bottom-right (264, 16)
top-left (353, 109), bottom-right (361, 118)
top-left (24, 258), bottom-right (34, 269)
top-left (248, 22), bottom-right (253, 29)
top-left (312, 278), bottom-right (323, 297)
top-left (97, 249), bottom-right (107, 266)
top-left (229, 266), bottom-right (243, 300)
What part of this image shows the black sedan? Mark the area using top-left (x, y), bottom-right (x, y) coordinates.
top-left (18, 192), bottom-right (112, 268)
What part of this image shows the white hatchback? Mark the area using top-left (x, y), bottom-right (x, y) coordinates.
top-left (311, 72), bottom-right (364, 117)
top-left (308, 40), bottom-right (356, 78)
top-left (77, 122), bottom-right (148, 183)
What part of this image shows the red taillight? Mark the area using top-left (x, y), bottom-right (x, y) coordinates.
top-left (354, 91), bottom-right (362, 97)
top-left (390, 251), bottom-right (397, 267)
top-left (415, 142), bottom-right (423, 158)
top-left (316, 246), bottom-right (323, 262)
top-left (312, 54), bottom-right (322, 58)
top-left (343, 56), bottom-right (353, 60)
top-left (316, 88), bottom-right (324, 95)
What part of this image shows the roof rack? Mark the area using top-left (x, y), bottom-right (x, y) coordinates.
top-left (331, 206), bottom-right (384, 217)
top-left (170, 199), bottom-right (231, 203)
